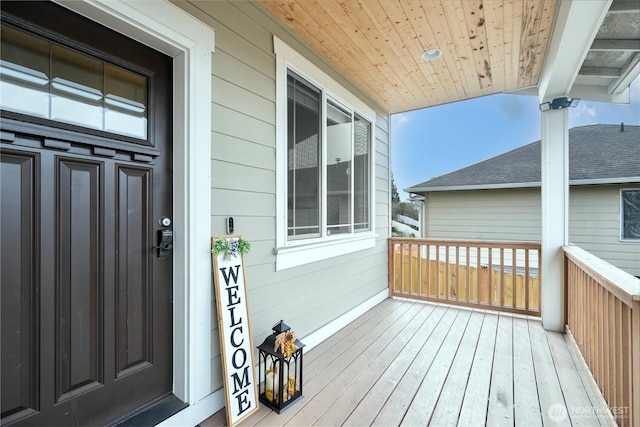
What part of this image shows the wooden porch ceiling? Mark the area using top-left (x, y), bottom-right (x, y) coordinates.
top-left (258, 0), bottom-right (558, 113)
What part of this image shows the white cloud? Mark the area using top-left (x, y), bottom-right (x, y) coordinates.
top-left (392, 114), bottom-right (410, 127)
top-left (570, 102), bottom-right (598, 127)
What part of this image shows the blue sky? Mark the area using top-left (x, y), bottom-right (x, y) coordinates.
top-left (391, 77), bottom-right (640, 200)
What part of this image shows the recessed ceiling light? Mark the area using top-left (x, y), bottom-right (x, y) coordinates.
top-left (421, 48), bottom-right (442, 61)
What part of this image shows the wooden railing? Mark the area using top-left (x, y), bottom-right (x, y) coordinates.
top-left (388, 238), bottom-right (541, 316)
top-left (564, 246), bottom-right (640, 427)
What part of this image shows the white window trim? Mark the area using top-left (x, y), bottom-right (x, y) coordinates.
top-left (274, 36), bottom-right (376, 270)
top-left (620, 188), bottom-right (640, 242)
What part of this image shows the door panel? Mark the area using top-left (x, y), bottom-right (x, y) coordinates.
top-left (116, 166), bottom-right (152, 376)
top-left (56, 158), bottom-right (102, 403)
top-left (1, 2), bottom-right (174, 425)
top-left (0, 151), bottom-right (39, 422)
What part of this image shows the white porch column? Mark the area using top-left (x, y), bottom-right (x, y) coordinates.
top-left (535, 0), bottom-right (611, 332)
top-left (540, 109), bottom-right (570, 332)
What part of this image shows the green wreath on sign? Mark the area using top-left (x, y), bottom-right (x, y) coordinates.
top-left (212, 237), bottom-right (251, 258)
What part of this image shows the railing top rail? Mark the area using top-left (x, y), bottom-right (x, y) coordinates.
top-left (564, 245), bottom-right (640, 305)
top-left (389, 237), bottom-right (541, 250)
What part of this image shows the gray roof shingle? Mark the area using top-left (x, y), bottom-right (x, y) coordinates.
top-left (406, 124), bottom-right (640, 193)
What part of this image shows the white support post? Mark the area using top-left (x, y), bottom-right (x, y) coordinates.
top-left (536, 0), bottom-right (611, 333)
top-left (540, 108), bottom-right (570, 332)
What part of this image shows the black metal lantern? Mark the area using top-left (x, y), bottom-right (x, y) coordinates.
top-left (257, 320), bottom-right (305, 413)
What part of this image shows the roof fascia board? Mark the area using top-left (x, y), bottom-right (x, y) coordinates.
top-left (408, 177), bottom-right (640, 193)
top-left (405, 182), bottom-right (541, 193)
top-left (570, 177), bottom-right (640, 186)
top-left (538, 0), bottom-right (612, 102)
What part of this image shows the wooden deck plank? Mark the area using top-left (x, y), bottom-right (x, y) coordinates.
top-left (255, 302), bottom-right (420, 426)
top-left (341, 306), bottom-right (449, 427)
top-left (303, 299), bottom-right (410, 369)
top-left (529, 320), bottom-right (572, 427)
top-left (512, 318), bottom-right (542, 426)
top-left (282, 303), bottom-right (426, 426)
top-left (199, 299), bottom-right (608, 427)
top-left (239, 299), bottom-right (406, 427)
top-left (428, 310), bottom-right (485, 426)
top-left (311, 303), bottom-right (437, 426)
top-left (371, 308), bottom-right (460, 426)
top-left (457, 311), bottom-right (498, 426)
top-left (546, 331), bottom-right (605, 426)
top-left (486, 315), bottom-right (514, 426)
top-left (399, 310), bottom-right (472, 425)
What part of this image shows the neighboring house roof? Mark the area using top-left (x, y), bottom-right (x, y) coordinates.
top-left (406, 124), bottom-right (640, 193)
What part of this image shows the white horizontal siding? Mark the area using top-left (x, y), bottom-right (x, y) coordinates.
top-left (569, 185), bottom-right (640, 276)
top-left (176, 1), bottom-right (391, 394)
top-left (426, 189), bottom-right (541, 242)
top-left (423, 185), bottom-right (639, 276)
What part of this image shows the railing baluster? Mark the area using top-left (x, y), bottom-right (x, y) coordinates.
top-left (477, 245), bottom-right (481, 303)
top-left (409, 243), bottom-right (414, 295)
top-left (435, 244), bottom-right (440, 299)
top-left (456, 246), bottom-right (460, 301)
top-left (465, 246), bottom-right (470, 303)
top-left (445, 245), bottom-right (450, 300)
top-left (426, 244), bottom-right (433, 296)
top-left (500, 247), bottom-right (505, 307)
top-left (488, 248), bottom-right (493, 306)
top-left (512, 248), bottom-right (517, 309)
top-left (525, 249), bottom-right (530, 311)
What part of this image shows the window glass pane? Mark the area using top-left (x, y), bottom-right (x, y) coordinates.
top-left (51, 44), bottom-right (104, 130)
top-left (326, 100), bottom-right (352, 235)
top-left (0, 24), bottom-right (50, 118)
top-left (105, 64), bottom-right (147, 138)
top-left (287, 72), bottom-right (321, 238)
top-left (353, 113), bottom-right (371, 231)
top-left (622, 190), bottom-right (640, 239)
top-left (1, 24), bottom-right (149, 141)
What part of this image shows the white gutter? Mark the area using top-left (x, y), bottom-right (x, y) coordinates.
top-left (406, 176), bottom-right (640, 193)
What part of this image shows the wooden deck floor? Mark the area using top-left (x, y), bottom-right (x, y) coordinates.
top-left (200, 299), bottom-right (613, 427)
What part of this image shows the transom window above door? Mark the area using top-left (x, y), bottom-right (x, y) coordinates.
top-left (1, 23), bottom-right (149, 140)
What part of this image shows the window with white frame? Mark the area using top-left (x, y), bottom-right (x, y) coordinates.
top-left (621, 189), bottom-right (640, 241)
top-left (287, 70), bottom-right (371, 238)
top-left (275, 37), bottom-right (376, 270)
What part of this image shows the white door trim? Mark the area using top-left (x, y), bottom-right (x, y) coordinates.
top-left (54, 0), bottom-right (214, 406)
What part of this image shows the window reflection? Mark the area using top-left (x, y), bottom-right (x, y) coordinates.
top-left (0, 26), bottom-right (50, 118)
top-left (105, 64), bottom-right (147, 138)
top-left (0, 23), bottom-right (148, 140)
top-left (326, 101), bottom-right (352, 235)
top-left (51, 45), bottom-right (104, 129)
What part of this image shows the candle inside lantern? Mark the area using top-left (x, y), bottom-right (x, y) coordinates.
top-left (265, 371), bottom-right (278, 403)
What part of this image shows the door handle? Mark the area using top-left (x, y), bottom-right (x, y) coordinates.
top-left (154, 229), bottom-right (173, 259)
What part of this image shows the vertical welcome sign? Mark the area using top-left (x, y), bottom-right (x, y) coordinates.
top-left (211, 236), bottom-right (259, 426)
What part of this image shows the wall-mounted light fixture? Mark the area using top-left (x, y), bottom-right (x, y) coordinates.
top-left (539, 96), bottom-right (581, 112)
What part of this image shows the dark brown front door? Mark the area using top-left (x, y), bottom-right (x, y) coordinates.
top-left (1, 3), bottom-right (174, 425)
